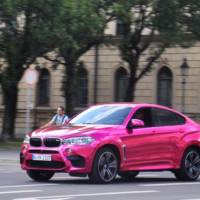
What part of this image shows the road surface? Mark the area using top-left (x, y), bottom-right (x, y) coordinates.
top-left (0, 150), bottom-right (199, 200)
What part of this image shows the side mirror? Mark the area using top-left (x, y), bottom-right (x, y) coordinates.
top-left (129, 119), bottom-right (144, 128)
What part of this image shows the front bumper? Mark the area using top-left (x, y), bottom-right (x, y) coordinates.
top-left (20, 143), bottom-right (96, 174)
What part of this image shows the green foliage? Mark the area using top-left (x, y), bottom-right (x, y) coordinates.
top-left (0, 0), bottom-right (61, 68)
top-left (54, 0), bottom-right (111, 60)
top-left (0, 0), bottom-right (63, 138)
top-left (50, 0), bottom-right (116, 115)
top-left (178, 0), bottom-right (200, 39)
top-left (111, 0), bottom-right (195, 101)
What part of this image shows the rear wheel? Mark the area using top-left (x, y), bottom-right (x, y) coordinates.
top-left (174, 148), bottom-right (200, 181)
top-left (27, 170), bottom-right (54, 181)
top-left (118, 171), bottom-right (139, 180)
top-left (89, 148), bottom-right (118, 184)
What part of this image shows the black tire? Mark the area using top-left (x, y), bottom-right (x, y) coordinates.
top-left (89, 148), bottom-right (118, 184)
top-left (27, 170), bottom-right (54, 181)
top-left (174, 148), bottom-right (200, 181)
top-left (118, 171), bottom-right (139, 180)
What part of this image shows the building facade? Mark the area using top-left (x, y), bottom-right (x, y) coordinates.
top-left (1, 22), bottom-right (200, 136)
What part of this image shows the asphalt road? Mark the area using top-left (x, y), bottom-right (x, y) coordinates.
top-left (0, 150), bottom-right (200, 200)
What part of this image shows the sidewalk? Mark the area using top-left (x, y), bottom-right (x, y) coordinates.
top-left (0, 139), bottom-right (22, 150)
top-left (0, 149), bottom-right (20, 163)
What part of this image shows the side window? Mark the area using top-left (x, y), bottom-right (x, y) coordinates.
top-left (132, 108), bottom-right (153, 128)
top-left (175, 114), bottom-right (186, 125)
top-left (152, 108), bottom-right (185, 126)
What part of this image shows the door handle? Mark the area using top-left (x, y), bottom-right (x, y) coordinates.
top-left (179, 129), bottom-right (184, 133)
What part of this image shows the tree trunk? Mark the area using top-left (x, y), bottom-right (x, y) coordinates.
top-left (1, 86), bottom-right (18, 141)
top-left (124, 77), bottom-right (137, 102)
top-left (64, 62), bottom-right (76, 117)
top-left (124, 59), bottom-right (139, 102)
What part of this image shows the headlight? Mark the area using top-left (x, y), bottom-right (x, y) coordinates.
top-left (23, 135), bottom-right (30, 144)
top-left (63, 136), bottom-right (95, 145)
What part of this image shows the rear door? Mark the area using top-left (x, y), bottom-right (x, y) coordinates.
top-left (150, 107), bottom-right (186, 167)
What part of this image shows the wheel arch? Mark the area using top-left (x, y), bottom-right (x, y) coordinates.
top-left (179, 144), bottom-right (200, 166)
top-left (183, 144), bottom-right (200, 154)
top-left (93, 143), bottom-right (122, 167)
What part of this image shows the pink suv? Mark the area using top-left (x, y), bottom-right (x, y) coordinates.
top-left (20, 103), bottom-right (200, 183)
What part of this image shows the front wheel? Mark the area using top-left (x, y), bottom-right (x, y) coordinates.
top-left (174, 148), bottom-right (200, 181)
top-left (27, 170), bottom-right (54, 181)
top-left (89, 148), bottom-right (118, 184)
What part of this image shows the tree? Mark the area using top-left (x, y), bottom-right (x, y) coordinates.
top-left (0, 0), bottom-right (61, 140)
top-left (178, 0), bottom-right (200, 39)
top-left (45, 0), bottom-right (115, 116)
top-left (112, 0), bottom-right (187, 101)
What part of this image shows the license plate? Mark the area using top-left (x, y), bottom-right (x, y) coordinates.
top-left (32, 154), bottom-right (52, 161)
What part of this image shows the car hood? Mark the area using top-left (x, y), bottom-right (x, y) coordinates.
top-left (31, 124), bottom-right (121, 139)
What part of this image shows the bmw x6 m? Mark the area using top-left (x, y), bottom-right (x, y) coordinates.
top-left (20, 103), bottom-right (200, 183)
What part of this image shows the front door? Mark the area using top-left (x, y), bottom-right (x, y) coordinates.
top-left (121, 107), bottom-right (184, 171)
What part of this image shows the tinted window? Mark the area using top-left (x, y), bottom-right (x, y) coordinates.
top-left (70, 106), bottom-right (132, 125)
top-left (175, 113), bottom-right (186, 125)
top-left (132, 108), bottom-right (153, 127)
top-left (152, 108), bottom-right (185, 126)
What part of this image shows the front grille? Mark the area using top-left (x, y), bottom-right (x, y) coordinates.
top-left (28, 160), bottom-right (65, 169)
top-left (44, 138), bottom-right (61, 147)
top-left (30, 138), bottom-right (42, 147)
top-left (29, 150), bottom-right (58, 154)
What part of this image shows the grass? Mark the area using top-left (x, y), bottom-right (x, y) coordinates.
top-left (0, 138), bottom-right (23, 149)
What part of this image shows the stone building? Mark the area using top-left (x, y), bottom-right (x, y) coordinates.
top-left (0, 21), bottom-right (200, 137)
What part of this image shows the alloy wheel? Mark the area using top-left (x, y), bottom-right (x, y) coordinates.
top-left (185, 150), bottom-right (200, 179)
top-left (97, 151), bottom-right (118, 183)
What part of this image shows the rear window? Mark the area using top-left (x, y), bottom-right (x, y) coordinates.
top-left (152, 108), bottom-right (186, 126)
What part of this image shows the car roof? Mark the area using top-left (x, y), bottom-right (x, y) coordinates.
top-left (92, 102), bottom-right (184, 116)
top-left (93, 102), bottom-right (168, 109)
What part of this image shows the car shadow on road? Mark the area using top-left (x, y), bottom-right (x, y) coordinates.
top-left (48, 176), bottom-right (189, 185)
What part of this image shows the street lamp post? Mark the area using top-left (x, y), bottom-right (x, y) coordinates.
top-left (23, 66), bottom-right (39, 133)
top-left (180, 58), bottom-right (189, 113)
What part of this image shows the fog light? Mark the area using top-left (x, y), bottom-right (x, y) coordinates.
top-left (67, 155), bottom-right (85, 168)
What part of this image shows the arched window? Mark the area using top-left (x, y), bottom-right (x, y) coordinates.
top-left (36, 68), bottom-right (50, 106)
top-left (157, 67), bottom-right (173, 107)
top-left (115, 67), bottom-right (129, 102)
top-left (76, 67), bottom-right (88, 107)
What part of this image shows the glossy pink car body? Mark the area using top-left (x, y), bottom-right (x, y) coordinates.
top-left (20, 103), bottom-right (200, 183)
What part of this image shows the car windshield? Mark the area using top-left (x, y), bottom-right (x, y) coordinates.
top-left (69, 105), bottom-right (132, 125)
